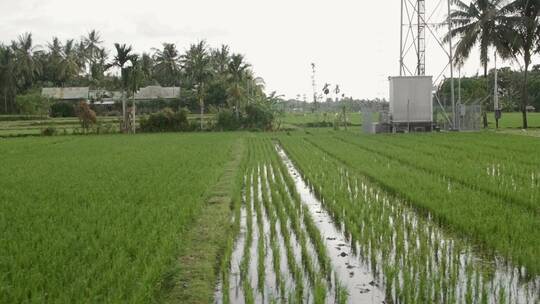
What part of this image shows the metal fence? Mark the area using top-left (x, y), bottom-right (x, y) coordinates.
top-left (435, 103), bottom-right (481, 131)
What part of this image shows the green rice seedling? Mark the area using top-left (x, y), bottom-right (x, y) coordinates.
top-left (239, 169), bottom-right (255, 304)
top-left (334, 272), bottom-right (349, 304)
top-left (253, 167), bottom-right (266, 295)
top-left (297, 133), bottom-right (540, 276)
top-left (0, 133), bottom-right (240, 303)
top-left (338, 132), bottom-right (540, 215)
top-left (313, 279), bottom-right (327, 304)
top-left (277, 133), bottom-right (539, 303)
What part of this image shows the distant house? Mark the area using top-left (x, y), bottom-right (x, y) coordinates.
top-left (42, 87), bottom-right (89, 101)
top-left (42, 86), bottom-right (180, 103)
top-left (526, 105), bottom-right (536, 112)
top-left (42, 86), bottom-right (180, 115)
top-left (134, 86), bottom-right (180, 100)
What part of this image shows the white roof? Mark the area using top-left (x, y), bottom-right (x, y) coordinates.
top-left (134, 86), bottom-right (180, 100)
top-left (42, 87), bottom-right (89, 100)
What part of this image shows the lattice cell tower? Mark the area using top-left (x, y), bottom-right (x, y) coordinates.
top-left (399, 0), bottom-right (456, 128)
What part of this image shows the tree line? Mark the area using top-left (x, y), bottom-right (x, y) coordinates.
top-left (438, 65), bottom-right (540, 116)
top-left (0, 30), bottom-right (271, 125)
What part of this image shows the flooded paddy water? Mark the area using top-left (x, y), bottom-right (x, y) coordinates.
top-left (214, 142), bottom-right (539, 303)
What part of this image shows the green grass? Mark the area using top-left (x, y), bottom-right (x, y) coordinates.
top-left (282, 112), bottom-right (362, 127)
top-left (282, 111), bottom-right (540, 130)
top-left (487, 112), bottom-right (540, 129)
top-left (0, 133), bottom-right (238, 303)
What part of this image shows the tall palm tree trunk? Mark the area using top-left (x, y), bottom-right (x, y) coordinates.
top-left (199, 96), bottom-right (204, 130)
top-left (236, 98), bottom-right (239, 120)
top-left (122, 92), bottom-right (127, 133)
top-left (522, 58), bottom-right (530, 129)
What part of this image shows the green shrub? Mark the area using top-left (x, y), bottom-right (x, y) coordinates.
top-left (306, 121), bottom-right (333, 128)
top-left (15, 92), bottom-right (52, 115)
top-left (140, 108), bottom-right (190, 132)
top-left (244, 103), bottom-right (274, 130)
top-left (41, 127), bottom-right (57, 136)
top-left (51, 102), bottom-right (76, 117)
top-left (216, 109), bottom-right (241, 131)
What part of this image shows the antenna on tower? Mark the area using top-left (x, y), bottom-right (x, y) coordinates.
top-left (417, 0), bottom-right (426, 75)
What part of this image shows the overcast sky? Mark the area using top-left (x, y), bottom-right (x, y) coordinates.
top-left (1, 0), bottom-right (538, 100)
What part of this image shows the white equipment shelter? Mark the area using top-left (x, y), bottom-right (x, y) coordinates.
top-left (389, 76), bottom-right (433, 132)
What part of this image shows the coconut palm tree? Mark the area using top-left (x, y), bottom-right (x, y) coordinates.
top-left (90, 48), bottom-right (109, 85)
top-left (211, 44), bottom-right (230, 74)
top-left (152, 43), bottom-right (181, 86)
top-left (11, 32), bottom-right (41, 91)
top-left (46, 37), bottom-right (63, 85)
top-left (59, 39), bottom-right (83, 85)
top-left (500, 0), bottom-right (540, 129)
top-left (83, 30), bottom-right (103, 77)
top-left (181, 41), bottom-right (212, 129)
top-left (227, 53), bottom-right (250, 118)
top-left (0, 45), bottom-right (17, 113)
top-left (83, 30), bottom-right (102, 60)
top-left (445, 0), bottom-right (511, 127)
top-left (140, 53), bottom-right (154, 82)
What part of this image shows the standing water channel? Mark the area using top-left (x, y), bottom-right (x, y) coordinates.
top-left (215, 143), bottom-right (539, 303)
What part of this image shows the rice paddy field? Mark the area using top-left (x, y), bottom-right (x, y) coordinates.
top-left (1, 128), bottom-right (539, 303)
top-left (0, 114), bottom-right (215, 137)
top-left (0, 133), bottom-right (239, 302)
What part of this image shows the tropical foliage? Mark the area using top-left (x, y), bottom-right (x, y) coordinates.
top-left (446, 0), bottom-right (540, 128)
top-left (0, 31), bottom-right (279, 130)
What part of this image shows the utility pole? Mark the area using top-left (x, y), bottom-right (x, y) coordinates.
top-left (447, 0), bottom-right (456, 130)
top-left (494, 51), bottom-right (500, 129)
top-left (311, 63), bottom-right (318, 111)
top-left (417, 0), bottom-right (426, 75)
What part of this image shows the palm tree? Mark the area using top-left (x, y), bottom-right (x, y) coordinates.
top-left (140, 53), bottom-right (154, 82)
top-left (501, 0), bottom-right (540, 129)
top-left (445, 0), bottom-right (508, 128)
top-left (59, 39), bottom-right (83, 85)
top-left (11, 32), bottom-right (41, 91)
top-left (83, 30), bottom-right (103, 77)
top-left (153, 43), bottom-right (181, 86)
top-left (125, 54), bottom-right (145, 133)
top-left (46, 37), bottom-right (63, 85)
top-left (211, 44), bottom-right (230, 74)
top-left (181, 41), bottom-right (212, 129)
top-left (90, 48), bottom-right (109, 85)
top-left (227, 53), bottom-right (250, 118)
top-left (112, 43), bottom-right (136, 132)
top-left (0, 45), bottom-right (17, 113)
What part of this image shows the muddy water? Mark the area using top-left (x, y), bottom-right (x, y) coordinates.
top-left (276, 145), bottom-right (386, 303)
top-left (277, 144), bottom-right (540, 304)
